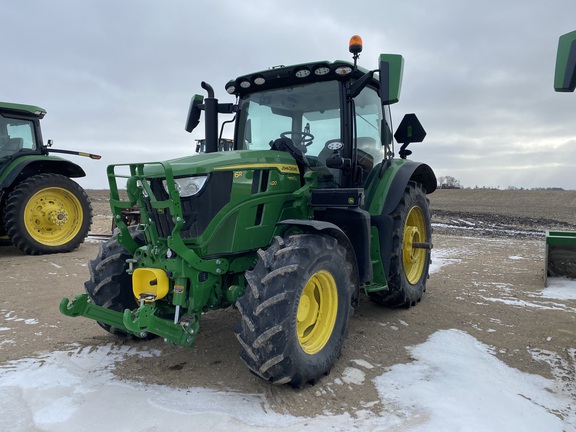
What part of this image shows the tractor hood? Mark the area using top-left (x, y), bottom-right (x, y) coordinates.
top-left (140, 150), bottom-right (301, 179)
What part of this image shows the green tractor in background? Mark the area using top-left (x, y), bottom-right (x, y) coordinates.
top-left (0, 102), bottom-right (99, 255)
top-left (61, 36), bottom-right (436, 387)
top-left (546, 30), bottom-right (576, 283)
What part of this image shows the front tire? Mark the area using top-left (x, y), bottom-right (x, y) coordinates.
top-left (369, 181), bottom-right (432, 308)
top-left (84, 227), bottom-right (144, 336)
top-left (235, 234), bottom-right (354, 388)
top-left (4, 173), bottom-right (92, 255)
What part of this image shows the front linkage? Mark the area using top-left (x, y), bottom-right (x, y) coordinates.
top-left (60, 160), bottom-right (315, 348)
top-left (60, 293), bottom-right (200, 347)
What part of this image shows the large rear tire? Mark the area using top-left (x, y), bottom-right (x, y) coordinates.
top-left (4, 173), bottom-right (92, 255)
top-left (84, 227), bottom-right (144, 336)
top-left (235, 234), bottom-right (354, 388)
top-left (369, 181), bottom-right (432, 308)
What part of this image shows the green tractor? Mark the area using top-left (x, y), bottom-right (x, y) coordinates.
top-left (0, 102), bottom-right (99, 255)
top-left (61, 36), bottom-right (436, 387)
top-left (545, 30), bottom-right (576, 284)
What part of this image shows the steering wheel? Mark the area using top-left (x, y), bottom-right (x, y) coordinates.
top-left (280, 131), bottom-right (315, 147)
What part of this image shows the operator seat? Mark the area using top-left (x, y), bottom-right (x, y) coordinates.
top-left (316, 137), bottom-right (380, 187)
top-left (0, 137), bottom-right (23, 157)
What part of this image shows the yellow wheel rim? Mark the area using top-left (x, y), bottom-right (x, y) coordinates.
top-left (23, 187), bottom-right (84, 246)
top-left (403, 205), bottom-right (427, 284)
top-left (296, 270), bottom-right (338, 355)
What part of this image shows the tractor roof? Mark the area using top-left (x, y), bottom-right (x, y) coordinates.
top-left (0, 101), bottom-right (47, 119)
top-left (225, 60), bottom-right (377, 97)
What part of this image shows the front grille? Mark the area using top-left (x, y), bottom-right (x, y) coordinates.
top-left (145, 172), bottom-right (233, 239)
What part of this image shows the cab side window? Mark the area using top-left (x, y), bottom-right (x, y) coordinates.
top-left (354, 87), bottom-right (384, 182)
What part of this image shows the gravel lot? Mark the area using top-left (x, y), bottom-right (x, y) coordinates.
top-left (1, 188), bottom-right (575, 418)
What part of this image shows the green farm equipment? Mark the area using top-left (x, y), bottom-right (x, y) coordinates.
top-left (0, 102), bottom-right (99, 255)
top-left (545, 231), bottom-right (576, 285)
top-left (554, 30), bottom-right (576, 92)
top-left (546, 31), bottom-right (576, 284)
top-left (60, 36), bottom-right (436, 387)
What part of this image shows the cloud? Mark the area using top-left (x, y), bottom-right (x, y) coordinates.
top-left (3, 1), bottom-right (576, 189)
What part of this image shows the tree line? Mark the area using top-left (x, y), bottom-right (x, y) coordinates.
top-left (436, 176), bottom-right (565, 191)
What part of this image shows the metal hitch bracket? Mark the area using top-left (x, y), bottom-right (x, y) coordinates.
top-left (59, 294), bottom-right (135, 335)
top-left (123, 305), bottom-right (199, 347)
top-left (60, 294), bottom-right (200, 347)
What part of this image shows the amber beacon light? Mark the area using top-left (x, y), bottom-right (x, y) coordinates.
top-left (349, 35), bottom-right (363, 55)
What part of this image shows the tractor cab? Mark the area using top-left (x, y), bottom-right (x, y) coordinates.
top-left (232, 78), bottom-right (387, 188)
top-left (186, 36), bottom-right (428, 192)
top-left (0, 103), bottom-right (45, 166)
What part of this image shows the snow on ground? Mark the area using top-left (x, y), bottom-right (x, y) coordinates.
top-left (0, 249), bottom-right (575, 431)
top-left (541, 277), bottom-right (576, 301)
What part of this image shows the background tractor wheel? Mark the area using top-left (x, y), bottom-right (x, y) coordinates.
top-left (84, 227), bottom-right (146, 337)
top-left (235, 234), bottom-right (354, 388)
top-left (370, 181), bottom-right (432, 308)
top-left (4, 173), bottom-right (92, 255)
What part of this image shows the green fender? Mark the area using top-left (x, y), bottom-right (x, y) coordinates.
top-left (365, 159), bottom-right (436, 277)
top-left (0, 154), bottom-right (86, 190)
top-left (276, 218), bottom-right (363, 306)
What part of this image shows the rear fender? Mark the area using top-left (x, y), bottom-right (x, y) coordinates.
top-left (0, 156), bottom-right (85, 191)
top-left (365, 159), bottom-right (435, 216)
top-left (366, 160), bottom-right (436, 276)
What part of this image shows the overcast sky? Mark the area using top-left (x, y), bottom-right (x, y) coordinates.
top-left (3, 1), bottom-right (576, 190)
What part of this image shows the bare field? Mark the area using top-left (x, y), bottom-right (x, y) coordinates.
top-left (429, 189), bottom-right (576, 224)
top-left (429, 189), bottom-right (576, 241)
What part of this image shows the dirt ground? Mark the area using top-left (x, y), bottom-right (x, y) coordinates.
top-left (1, 189), bottom-right (575, 417)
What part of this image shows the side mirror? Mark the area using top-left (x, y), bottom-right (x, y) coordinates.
top-left (379, 54), bottom-right (404, 105)
top-left (394, 113), bottom-right (426, 159)
top-left (554, 30), bottom-right (576, 92)
top-left (185, 94), bottom-right (204, 133)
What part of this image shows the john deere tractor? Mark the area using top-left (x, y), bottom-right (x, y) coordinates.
top-left (0, 102), bottom-right (98, 255)
top-left (545, 30), bottom-right (576, 284)
top-left (61, 36), bottom-right (436, 387)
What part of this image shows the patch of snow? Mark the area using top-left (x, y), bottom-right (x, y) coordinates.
top-left (429, 248), bottom-right (462, 274)
top-left (341, 367), bottom-right (366, 385)
top-left (0, 330), bottom-right (573, 431)
top-left (1, 310), bottom-right (39, 325)
top-left (540, 277), bottom-right (576, 300)
top-left (457, 219), bottom-right (476, 226)
top-left (482, 296), bottom-right (576, 313)
top-left (351, 359), bottom-right (374, 370)
top-left (374, 329), bottom-right (574, 431)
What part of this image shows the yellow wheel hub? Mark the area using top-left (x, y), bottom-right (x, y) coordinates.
top-left (23, 187), bottom-right (84, 246)
top-left (296, 270), bottom-right (338, 354)
top-left (403, 205), bottom-right (427, 284)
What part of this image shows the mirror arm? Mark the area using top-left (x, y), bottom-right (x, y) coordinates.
top-left (348, 70), bottom-right (375, 98)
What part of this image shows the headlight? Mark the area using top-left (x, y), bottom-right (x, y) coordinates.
top-left (162, 176), bottom-right (208, 197)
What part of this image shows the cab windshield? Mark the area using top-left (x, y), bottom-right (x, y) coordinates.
top-left (235, 80), bottom-right (387, 187)
top-left (236, 81), bottom-right (341, 159)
